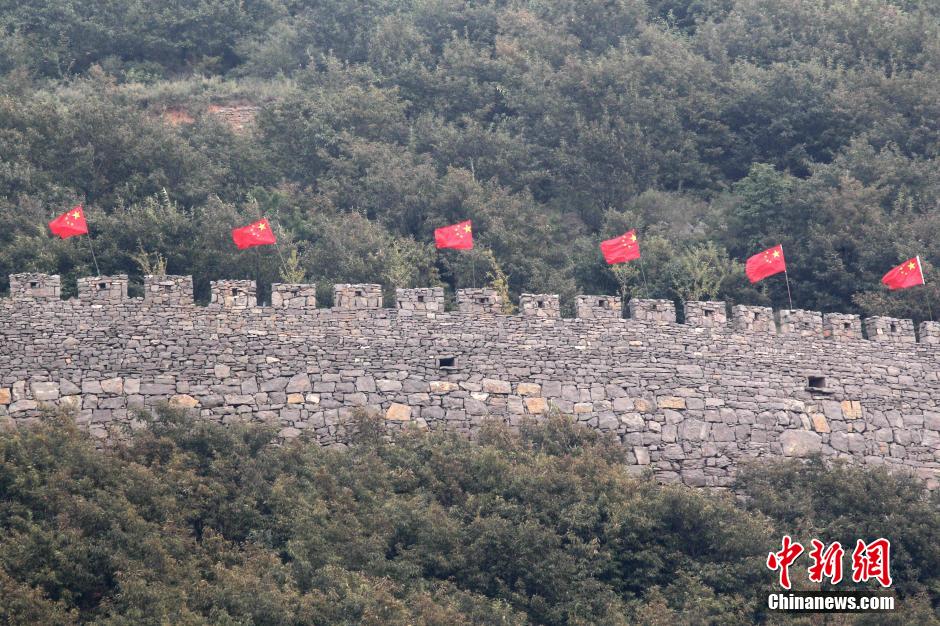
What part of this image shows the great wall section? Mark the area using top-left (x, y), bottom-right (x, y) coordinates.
top-left (2, 271), bottom-right (940, 490)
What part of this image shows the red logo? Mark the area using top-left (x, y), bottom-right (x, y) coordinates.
top-left (767, 537), bottom-right (892, 589)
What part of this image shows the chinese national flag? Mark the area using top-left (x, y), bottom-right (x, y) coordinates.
top-left (746, 244), bottom-right (786, 283)
top-left (600, 230), bottom-right (640, 264)
top-left (882, 256), bottom-right (925, 290)
top-left (232, 218), bottom-right (276, 250)
top-left (435, 220), bottom-right (473, 250)
top-left (48, 205), bottom-right (89, 239)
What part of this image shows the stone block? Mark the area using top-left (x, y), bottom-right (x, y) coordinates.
top-left (684, 301), bottom-right (727, 328)
top-left (864, 316), bottom-right (915, 344)
top-left (396, 288), bottom-right (444, 313)
top-left (732, 305), bottom-right (775, 333)
top-left (333, 284), bottom-right (381, 309)
top-left (9, 273), bottom-right (61, 300)
top-left (210, 280), bottom-right (257, 308)
top-left (823, 313), bottom-right (862, 341)
top-left (919, 321), bottom-right (940, 344)
top-left (778, 309), bottom-right (823, 337)
top-left (272, 283), bottom-right (317, 309)
top-left (516, 383), bottom-right (541, 396)
top-left (525, 397), bottom-right (547, 414)
top-left (780, 430), bottom-right (822, 456)
top-left (482, 379), bottom-right (511, 394)
top-left (456, 288), bottom-right (502, 314)
top-left (576, 295), bottom-right (621, 319)
top-left (77, 275), bottom-right (129, 302)
top-left (519, 293), bottom-right (560, 318)
top-left (628, 299), bottom-right (675, 323)
top-left (144, 275), bottom-right (194, 306)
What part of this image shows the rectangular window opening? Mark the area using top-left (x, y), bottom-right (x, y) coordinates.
top-left (537, 300), bottom-right (545, 308)
top-left (599, 299), bottom-right (610, 309)
top-left (890, 322), bottom-right (898, 333)
top-left (98, 282), bottom-right (108, 290)
top-left (843, 322), bottom-right (851, 330)
top-left (438, 356), bottom-right (457, 368)
top-left (477, 297), bottom-right (488, 304)
top-left (807, 376), bottom-right (826, 390)
top-left (753, 312), bottom-right (760, 320)
top-left (417, 295), bottom-right (425, 303)
top-left (355, 290), bottom-right (363, 297)
top-left (29, 281), bottom-right (38, 288)
top-left (704, 309), bottom-right (713, 317)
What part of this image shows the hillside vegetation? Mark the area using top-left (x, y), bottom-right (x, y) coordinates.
top-left (2, 1), bottom-right (940, 315)
top-left (0, 409), bottom-right (938, 624)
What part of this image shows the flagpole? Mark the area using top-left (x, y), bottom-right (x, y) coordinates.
top-left (783, 269), bottom-right (794, 310)
top-left (84, 227), bottom-right (101, 277)
top-left (637, 256), bottom-right (651, 298)
top-left (919, 256), bottom-right (934, 321)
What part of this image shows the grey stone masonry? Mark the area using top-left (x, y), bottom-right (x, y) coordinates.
top-left (778, 309), bottom-right (823, 337)
top-left (2, 271), bottom-right (940, 492)
top-left (576, 295), bottom-right (621, 319)
top-left (864, 316), bottom-right (916, 344)
top-left (629, 299), bottom-right (676, 323)
top-left (520, 294), bottom-right (560, 318)
top-left (144, 275), bottom-right (193, 306)
top-left (333, 284), bottom-right (382, 309)
top-left (920, 321), bottom-right (940, 344)
top-left (684, 301), bottom-right (727, 328)
top-left (77, 275), bottom-right (128, 302)
top-left (824, 313), bottom-right (862, 341)
top-left (10, 273), bottom-right (61, 300)
top-left (210, 280), bottom-right (257, 308)
top-left (733, 305), bottom-right (775, 333)
top-left (272, 284), bottom-right (317, 309)
top-left (457, 288), bottom-right (502, 314)
top-left (397, 288), bottom-right (444, 313)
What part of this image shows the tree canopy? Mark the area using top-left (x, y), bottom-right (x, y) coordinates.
top-left (2, 0), bottom-right (940, 315)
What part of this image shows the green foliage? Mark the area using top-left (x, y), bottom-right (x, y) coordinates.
top-left (4, 1), bottom-right (940, 315)
top-left (1, 411), bottom-right (938, 623)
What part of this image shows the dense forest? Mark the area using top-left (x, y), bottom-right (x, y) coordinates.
top-left (1, 410), bottom-right (938, 624)
top-left (2, 0), bottom-right (940, 316)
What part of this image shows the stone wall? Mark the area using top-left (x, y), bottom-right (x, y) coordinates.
top-left (2, 273), bottom-right (940, 491)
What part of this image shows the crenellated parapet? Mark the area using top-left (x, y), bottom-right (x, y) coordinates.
top-left (457, 288), bottom-right (502, 314)
top-left (3, 270), bottom-right (940, 491)
top-left (778, 309), bottom-right (823, 337)
top-left (920, 321), bottom-right (940, 344)
top-left (144, 275), bottom-right (193, 306)
top-left (77, 275), bottom-right (128, 302)
top-left (272, 283), bottom-right (317, 309)
top-left (732, 305), bottom-right (775, 334)
top-left (577, 295), bottom-right (621, 319)
top-left (629, 299), bottom-right (675, 323)
top-left (520, 293), bottom-right (560, 318)
top-left (684, 301), bottom-right (727, 327)
top-left (333, 284), bottom-right (381, 310)
top-left (824, 313), bottom-right (862, 341)
top-left (864, 316), bottom-right (916, 344)
top-left (10, 273), bottom-right (61, 300)
top-left (397, 287), bottom-right (444, 313)
top-left (210, 280), bottom-right (256, 308)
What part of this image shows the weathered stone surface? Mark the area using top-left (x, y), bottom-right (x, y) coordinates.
top-left (658, 396), bottom-right (686, 410)
top-left (30, 382), bottom-right (59, 401)
top-left (385, 403), bottom-right (412, 421)
top-left (482, 379), bottom-right (511, 394)
top-left (2, 274), bottom-right (940, 490)
top-left (516, 383), bottom-right (541, 396)
top-left (525, 397), bottom-right (547, 414)
top-left (780, 430), bottom-right (823, 456)
top-left (169, 394), bottom-right (200, 409)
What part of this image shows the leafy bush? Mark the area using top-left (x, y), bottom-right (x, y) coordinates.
top-left (0, 409), bottom-right (937, 623)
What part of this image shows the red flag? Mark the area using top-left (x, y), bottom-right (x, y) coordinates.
top-left (48, 205), bottom-right (89, 239)
top-left (435, 220), bottom-right (473, 250)
top-left (600, 230), bottom-right (640, 264)
top-left (232, 218), bottom-right (276, 250)
top-left (746, 244), bottom-right (786, 283)
top-left (882, 256), bottom-right (925, 290)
